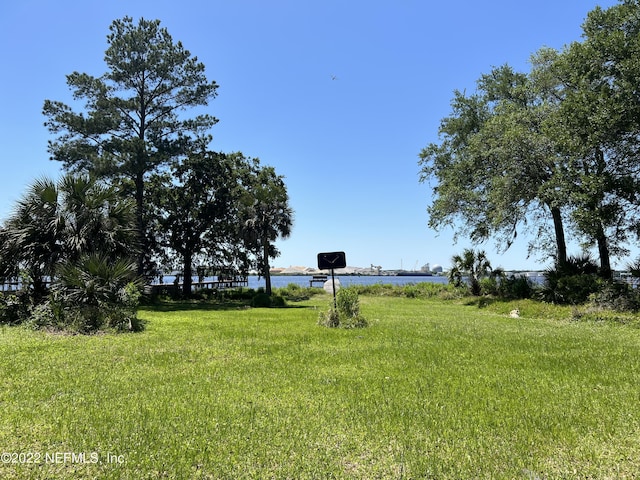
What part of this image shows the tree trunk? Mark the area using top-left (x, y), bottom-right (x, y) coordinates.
top-left (595, 222), bottom-right (612, 280)
top-left (135, 171), bottom-right (145, 277)
top-left (182, 247), bottom-right (193, 297)
top-left (550, 206), bottom-right (568, 269)
top-left (263, 239), bottom-right (272, 296)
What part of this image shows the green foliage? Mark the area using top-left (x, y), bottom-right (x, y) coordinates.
top-left (24, 282), bottom-right (143, 333)
top-left (239, 165), bottom-right (294, 295)
top-left (351, 281), bottom-right (457, 299)
top-left (448, 249), bottom-right (492, 296)
top-left (317, 306), bottom-right (340, 328)
top-left (336, 286), bottom-right (360, 318)
top-left (540, 274), bottom-right (601, 305)
top-left (0, 292), bottom-right (32, 325)
top-left (251, 292), bottom-right (286, 308)
top-left (539, 255), bottom-right (602, 304)
top-left (495, 274), bottom-right (535, 300)
top-left (44, 16), bottom-right (219, 274)
top-left (10, 255), bottom-right (144, 333)
top-left (420, 0), bottom-right (640, 275)
top-left (589, 281), bottom-right (640, 313)
top-left (318, 287), bottom-right (368, 328)
top-left (275, 283), bottom-right (322, 301)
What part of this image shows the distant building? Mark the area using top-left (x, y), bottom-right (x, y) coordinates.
top-left (431, 264), bottom-right (444, 274)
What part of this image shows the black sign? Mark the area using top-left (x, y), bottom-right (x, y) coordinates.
top-left (317, 251), bottom-right (346, 270)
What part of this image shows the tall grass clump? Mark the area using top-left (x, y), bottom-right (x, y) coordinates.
top-left (352, 281), bottom-right (456, 299)
top-left (318, 286), bottom-right (368, 328)
top-left (275, 282), bottom-right (323, 301)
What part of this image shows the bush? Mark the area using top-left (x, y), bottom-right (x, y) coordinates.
top-left (318, 307), bottom-right (340, 328)
top-left (251, 293), bottom-right (286, 308)
top-left (24, 282), bottom-right (144, 333)
top-left (276, 283), bottom-right (322, 301)
top-left (539, 256), bottom-right (602, 305)
top-left (539, 273), bottom-right (601, 305)
top-left (498, 275), bottom-right (535, 300)
top-left (23, 300), bottom-right (63, 331)
top-left (351, 282), bottom-right (455, 299)
top-left (571, 305), bottom-right (639, 325)
top-left (0, 292), bottom-right (32, 325)
top-left (479, 277), bottom-right (499, 296)
top-left (590, 281), bottom-right (640, 312)
top-left (225, 288), bottom-right (259, 301)
top-left (318, 287), bottom-right (368, 329)
top-left (48, 255), bottom-right (143, 332)
top-left (336, 287), bottom-right (360, 318)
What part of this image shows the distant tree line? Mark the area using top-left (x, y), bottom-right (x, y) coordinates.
top-left (420, 0), bottom-right (640, 281)
top-left (0, 17), bottom-right (292, 330)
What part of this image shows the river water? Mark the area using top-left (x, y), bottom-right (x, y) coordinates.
top-left (249, 275), bottom-right (448, 289)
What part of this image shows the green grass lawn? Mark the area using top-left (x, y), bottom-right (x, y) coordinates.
top-left (1, 294), bottom-right (640, 479)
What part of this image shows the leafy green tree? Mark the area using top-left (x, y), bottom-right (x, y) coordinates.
top-left (43, 16), bottom-right (219, 276)
top-left (551, 1), bottom-right (640, 279)
top-left (153, 150), bottom-right (245, 296)
top-left (240, 165), bottom-right (294, 296)
top-left (420, 63), bottom-right (571, 267)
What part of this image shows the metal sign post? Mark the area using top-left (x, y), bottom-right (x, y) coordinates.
top-left (317, 251), bottom-right (347, 309)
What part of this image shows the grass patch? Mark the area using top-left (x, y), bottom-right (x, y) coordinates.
top-left (1, 295), bottom-right (640, 478)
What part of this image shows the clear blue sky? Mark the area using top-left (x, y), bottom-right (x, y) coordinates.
top-left (0, 0), bottom-right (626, 271)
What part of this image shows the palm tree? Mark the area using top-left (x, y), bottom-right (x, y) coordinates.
top-left (1, 174), bottom-right (137, 302)
top-left (58, 174), bottom-right (137, 264)
top-left (2, 177), bottom-right (64, 299)
top-left (53, 253), bottom-right (140, 330)
top-left (449, 249), bottom-right (492, 296)
top-left (241, 166), bottom-right (293, 296)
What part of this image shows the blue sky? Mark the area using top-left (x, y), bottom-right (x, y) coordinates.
top-left (0, 0), bottom-right (625, 271)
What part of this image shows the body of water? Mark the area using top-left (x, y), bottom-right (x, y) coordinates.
top-left (155, 272), bottom-right (553, 290)
top-left (153, 274), bottom-right (449, 290)
top-left (250, 275), bottom-right (448, 289)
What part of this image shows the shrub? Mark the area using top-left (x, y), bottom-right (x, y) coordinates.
top-left (590, 281), bottom-right (640, 312)
top-left (479, 277), bottom-right (499, 296)
top-left (48, 255), bottom-right (143, 332)
top-left (23, 300), bottom-right (63, 331)
top-left (355, 283), bottom-right (397, 297)
top-left (225, 288), bottom-right (258, 301)
top-left (351, 282), bottom-right (455, 299)
top-left (539, 273), bottom-right (601, 305)
top-left (318, 287), bottom-right (368, 329)
top-left (336, 287), bottom-right (360, 318)
top-left (251, 293), bottom-right (286, 308)
top-left (539, 256), bottom-right (602, 305)
top-left (276, 283), bottom-right (322, 301)
top-left (498, 275), bottom-right (535, 300)
top-left (0, 292), bottom-right (32, 325)
top-left (571, 305), bottom-right (639, 325)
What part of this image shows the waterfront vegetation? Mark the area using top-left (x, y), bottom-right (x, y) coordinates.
top-left (2, 285), bottom-right (640, 479)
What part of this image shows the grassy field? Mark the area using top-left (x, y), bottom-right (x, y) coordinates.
top-left (1, 293), bottom-right (640, 479)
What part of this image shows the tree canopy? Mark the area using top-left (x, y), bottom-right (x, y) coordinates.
top-left (43, 16), bottom-right (219, 275)
top-left (36, 16), bottom-right (294, 298)
top-left (420, 0), bottom-right (640, 278)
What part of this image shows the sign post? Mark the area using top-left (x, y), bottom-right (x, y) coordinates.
top-left (317, 251), bottom-right (347, 309)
